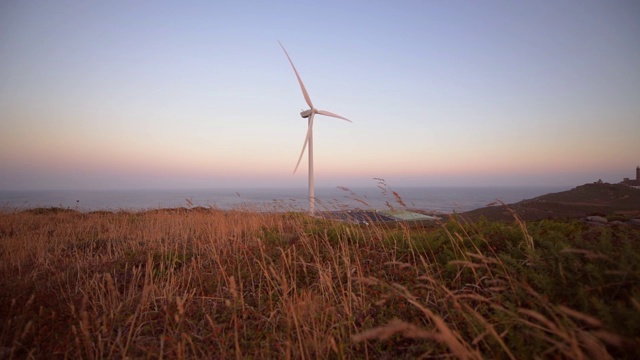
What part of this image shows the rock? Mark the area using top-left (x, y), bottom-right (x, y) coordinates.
top-left (585, 216), bottom-right (608, 224)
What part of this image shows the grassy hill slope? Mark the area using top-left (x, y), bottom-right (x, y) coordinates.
top-left (461, 183), bottom-right (640, 222)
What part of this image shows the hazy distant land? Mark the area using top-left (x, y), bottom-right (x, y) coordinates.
top-left (0, 186), bottom-right (567, 214)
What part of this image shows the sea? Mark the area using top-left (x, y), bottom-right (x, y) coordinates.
top-left (0, 186), bottom-right (569, 213)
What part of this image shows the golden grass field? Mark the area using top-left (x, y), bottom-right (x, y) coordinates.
top-left (1, 206), bottom-right (639, 359)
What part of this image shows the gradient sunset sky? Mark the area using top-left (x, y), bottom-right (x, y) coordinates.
top-left (1, 1), bottom-right (639, 190)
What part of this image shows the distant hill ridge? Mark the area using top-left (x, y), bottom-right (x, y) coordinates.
top-left (529, 183), bottom-right (640, 207)
top-left (460, 183), bottom-right (640, 222)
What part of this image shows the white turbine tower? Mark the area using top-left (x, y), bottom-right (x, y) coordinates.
top-left (279, 41), bottom-right (352, 215)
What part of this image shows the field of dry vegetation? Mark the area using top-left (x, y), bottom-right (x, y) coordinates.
top-left (1, 206), bottom-right (639, 359)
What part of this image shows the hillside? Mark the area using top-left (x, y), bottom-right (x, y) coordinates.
top-left (2, 203), bottom-right (640, 358)
top-left (460, 183), bottom-right (640, 222)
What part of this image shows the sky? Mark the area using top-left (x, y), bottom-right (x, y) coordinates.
top-left (1, 0), bottom-right (639, 190)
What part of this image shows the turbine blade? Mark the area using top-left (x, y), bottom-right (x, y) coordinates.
top-left (278, 41), bottom-right (314, 109)
top-left (294, 116), bottom-right (314, 174)
top-left (316, 109), bottom-right (352, 122)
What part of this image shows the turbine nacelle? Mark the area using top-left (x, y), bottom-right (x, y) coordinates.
top-left (300, 109), bottom-right (313, 118)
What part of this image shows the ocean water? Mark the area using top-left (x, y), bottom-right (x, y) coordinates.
top-left (0, 186), bottom-right (568, 213)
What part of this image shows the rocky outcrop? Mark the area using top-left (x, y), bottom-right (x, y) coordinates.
top-left (585, 215), bottom-right (608, 224)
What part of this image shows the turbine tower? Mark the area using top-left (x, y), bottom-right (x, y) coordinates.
top-left (279, 41), bottom-right (352, 215)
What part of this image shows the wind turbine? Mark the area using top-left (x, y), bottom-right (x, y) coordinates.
top-left (279, 41), bottom-right (352, 215)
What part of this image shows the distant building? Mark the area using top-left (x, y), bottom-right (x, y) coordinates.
top-left (620, 166), bottom-right (640, 186)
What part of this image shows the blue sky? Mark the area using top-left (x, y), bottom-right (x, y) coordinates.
top-left (1, 0), bottom-right (639, 190)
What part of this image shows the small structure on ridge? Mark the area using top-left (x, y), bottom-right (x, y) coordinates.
top-left (620, 166), bottom-right (640, 187)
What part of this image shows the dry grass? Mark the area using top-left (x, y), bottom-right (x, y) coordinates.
top-left (1, 205), bottom-right (638, 359)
